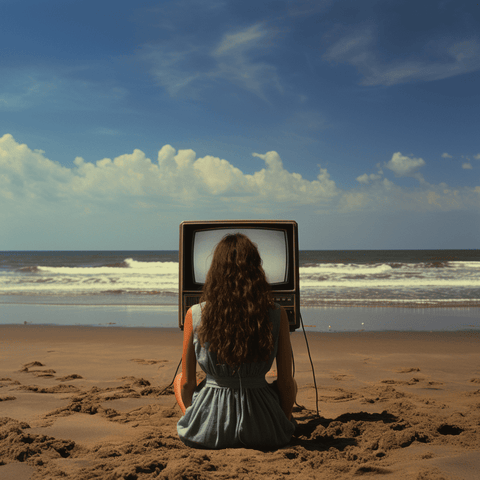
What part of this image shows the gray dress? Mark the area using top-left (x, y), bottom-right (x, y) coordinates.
top-left (177, 303), bottom-right (296, 449)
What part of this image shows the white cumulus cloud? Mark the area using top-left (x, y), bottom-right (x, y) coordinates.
top-left (356, 173), bottom-right (382, 184)
top-left (0, 134), bottom-right (338, 212)
top-left (251, 151), bottom-right (338, 202)
top-left (0, 134), bottom-right (73, 202)
top-left (384, 152), bottom-right (426, 181)
top-left (2, 134), bottom-right (479, 249)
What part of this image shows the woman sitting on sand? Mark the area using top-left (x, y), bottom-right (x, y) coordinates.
top-left (174, 233), bottom-right (297, 449)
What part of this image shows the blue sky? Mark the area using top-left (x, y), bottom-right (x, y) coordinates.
top-left (1, 0), bottom-right (479, 250)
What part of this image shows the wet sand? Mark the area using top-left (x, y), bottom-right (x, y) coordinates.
top-left (1, 325), bottom-right (480, 479)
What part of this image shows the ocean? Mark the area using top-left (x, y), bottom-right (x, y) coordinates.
top-left (1, 250), bottom-right (479, 332)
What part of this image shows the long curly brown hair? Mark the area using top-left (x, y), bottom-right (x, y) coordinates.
top-left (197, 233), bottom-right (275, 367)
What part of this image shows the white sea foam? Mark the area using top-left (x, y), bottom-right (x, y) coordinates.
top-left (306, 298), bottom-right (477, 304)
top-left (1, 256), bottom-right (479, 306)
top-left (300, 263), bottom-right (394, 275)
top-left (299, 261), bottom-right (480, 290)
top-left (37, 259), bottom-right (178, 275)
top-left (300, 277), bottom-right (480, 288)
top-left (1, 260), bottom-right (179, 295)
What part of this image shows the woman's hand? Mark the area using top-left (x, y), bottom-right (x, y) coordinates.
top-left (180, 309), bottom-right (197, 410)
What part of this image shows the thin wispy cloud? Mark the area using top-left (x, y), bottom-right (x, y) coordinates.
top-left (140, 23), bottom-right (281, 100)
top-left (323, 28), bottom-right (480, 86)
top-left (214, 24), bottom-right (266, 55)
top-left (0, 67), bottom-right (128, 113)
top-left (0, 72), bottom-right (58, 111)
top-left (212, 24), bottom-right (283, 99)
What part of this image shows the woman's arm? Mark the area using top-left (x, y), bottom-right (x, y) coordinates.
top-left (275, 307), bottom-right (297, 420)
top-left (180, 309), bottom-right (197, 409)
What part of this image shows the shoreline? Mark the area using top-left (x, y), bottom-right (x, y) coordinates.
top-left (1, 303), bottom-right (479, 332)
top-left (1, 297), bottom-right (479, 308)
top-left (1, 323), bottom-right (480, 334)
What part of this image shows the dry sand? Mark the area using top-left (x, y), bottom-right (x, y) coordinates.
top-left (1, 324), bottom-right (479, 479)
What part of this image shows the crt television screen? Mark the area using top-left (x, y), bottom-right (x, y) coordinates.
top-left (193, 228), bottom-right (288, 284)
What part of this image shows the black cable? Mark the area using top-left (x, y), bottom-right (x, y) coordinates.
top-left (299, 311), bottom-right (320, 417)
top-left (291, 345), bottom-right (304, 412)
top-left (158, 357), bottom-right (182, 396)
top-left (291, 345), bottom-right (295, 377)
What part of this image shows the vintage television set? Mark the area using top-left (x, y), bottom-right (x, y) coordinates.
top-left (179, 220), bottom-right (300, 331)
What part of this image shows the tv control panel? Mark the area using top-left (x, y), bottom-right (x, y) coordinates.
top-left (272, 294), bottom-right (297, 330)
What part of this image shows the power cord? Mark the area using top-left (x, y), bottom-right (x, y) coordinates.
top-left (298, 311), bottom-right (319, 417)
top-left (158, 357), bottom-right (182, 396)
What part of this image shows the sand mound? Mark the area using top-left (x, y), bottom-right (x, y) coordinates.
top-left (1, 380), bottom-right (479, 479)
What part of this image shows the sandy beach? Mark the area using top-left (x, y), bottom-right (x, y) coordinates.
top-left (1, 324), bottom-right (480, 479)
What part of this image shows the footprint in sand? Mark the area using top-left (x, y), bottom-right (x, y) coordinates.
top-left (16, 384), bottom-right (80, 393)
top-left (130, 359), bottom-right (168, 366)
top-left (56, 374), bottom-right (83, 382)
top-left (119, 376), bottom-right (151, 387)
top-left (0, 396), bottom-right (16, 402)
top-left (23, 361), bottom-right (44, 368)
top-left (20, 361), bottom-right (45, 372)
top-left (20, 362), bottom-right (57, 377)
top-left (381, 379), bottom-right (408, 385)
top-left (319, 388), bottom-right (359, 402)
top-left (0, 378), bottom-right (20, 386)
top-left (381, 378), bottom-right (426, 386)
top-left (32, 369), bottom-right (57, 377)
top-left (427, 381), bottom-right (444, 387)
